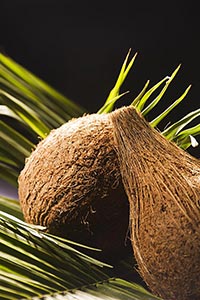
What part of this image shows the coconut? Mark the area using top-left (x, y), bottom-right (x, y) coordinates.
top-left (18, 112), bottom-right (130, 261)
top-left (111, 106), bottom-right (200, 300)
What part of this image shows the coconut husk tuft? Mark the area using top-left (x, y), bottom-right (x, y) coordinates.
top-left (111, 106), bottom-right (200, 300)
top-left (18, 112), bottom-right (130, 261)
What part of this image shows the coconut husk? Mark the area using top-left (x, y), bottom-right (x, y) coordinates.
top-left (18, 112), bottom-right (131, 261)
top-left (111, 106), bottom-right (200, 300)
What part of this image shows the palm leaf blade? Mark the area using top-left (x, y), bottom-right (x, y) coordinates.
top-left (0, 90), bottom-right (50, 138)
top-left (141, 65), bottom-right (181, 116)
top-left (150, 85), bottom-right (191, 128)
top-left (0, 211), bottom-right (160, 300)
top-left (30, 279), bottom-right (160, 300)
top-left (102, 50), bottom-right (137, 113)
top-left (134, 77), bottom-right (168, 112)
top-left (0, 164), bottom-right (18, 187)
top-left (0, 53), bottom-right (85, 118)
top-left (172, 123), bottom-right (200, 149)
top-left (0, 121), bottom-right (34, 153)
top-left (162, 108), bottom-right (200, 140)
top-left (0, 76), bottom-right (68, 128)
top-left (0, 196), bottom-right (22, 219)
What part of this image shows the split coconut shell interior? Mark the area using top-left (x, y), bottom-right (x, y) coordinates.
top-left (111, 106), bottom-right (200, 300)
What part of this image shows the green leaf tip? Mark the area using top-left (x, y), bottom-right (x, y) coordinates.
top-left (99, 49), bottom-right (137, 114)
top-left (150, 84), bottom-right (192, 128)
top-left (140, 64), bottom-right (182, 116)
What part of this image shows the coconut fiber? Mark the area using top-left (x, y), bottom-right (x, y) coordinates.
top-left (111, 106), bottom-right (200, 300)
top-left (18, 112), bottom-right (130, 261)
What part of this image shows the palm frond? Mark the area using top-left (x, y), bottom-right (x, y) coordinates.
top-left (133, 76), bottom-right (169, 112)
top-left (0, 196), bottom-right (22, 219)
top-left (150, 85), bottom-right (191, 128)
top-left (172, 124), bottom-right (200, 149)
top-left (162, 108), bottom-right (200, 142)
top-left (98, 53), bottom-right (200, 150)
top-left (140, 64), bottom-right (181, 116)
top-left (0, 211), bottom-right (108, 296)
top-left (100, 49), bottom-right (137, 113)
top-left (0, 53), bottom-right (86, 186)
top-left (0, 211), bottom-right (160, 300)
top-left (0, 53), bottom-right (85, 121)
top-left (30, 279), bottom-right (161, 300)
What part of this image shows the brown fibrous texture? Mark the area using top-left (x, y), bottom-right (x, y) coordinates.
top-left (111, 106), bottom-right (200, 300)
top-left (18, 112), bottom-right (130, 260)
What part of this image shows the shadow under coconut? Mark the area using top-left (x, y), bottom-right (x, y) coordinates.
top-left (47, 182), bottom-right (133, 262)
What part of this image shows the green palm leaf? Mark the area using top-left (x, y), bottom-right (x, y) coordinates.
top-left (0, 211), bottom-right (160, 300)
top-left (0, 196), bottom-right (22, 220)
top-left (30, 279), bottom-right (161, 300)
top-left (0, 53), bottom-right (86, 186)
top-left (0, 53), bottom-right (85, 119)
top-left (101, 49), bottom-right (137, 113)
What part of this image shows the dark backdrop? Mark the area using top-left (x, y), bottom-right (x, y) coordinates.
top-left (1, 1), bottom-right (199, 113)
top-left (0, 1), bottom-right (200, 196)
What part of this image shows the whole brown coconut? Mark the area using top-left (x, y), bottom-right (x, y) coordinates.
top-left (111, 106), bottom-right (200, 300)
top-left (18, 112), bottom-right (130, 261)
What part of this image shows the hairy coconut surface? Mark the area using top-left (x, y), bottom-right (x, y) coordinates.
top-left (111, 106), bottom-right (200, 300)
top-left (18, 113), bottom-right (131, 261)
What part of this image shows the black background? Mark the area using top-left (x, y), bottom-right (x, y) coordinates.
top-left (0, 1), bottom-right (200, 195)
